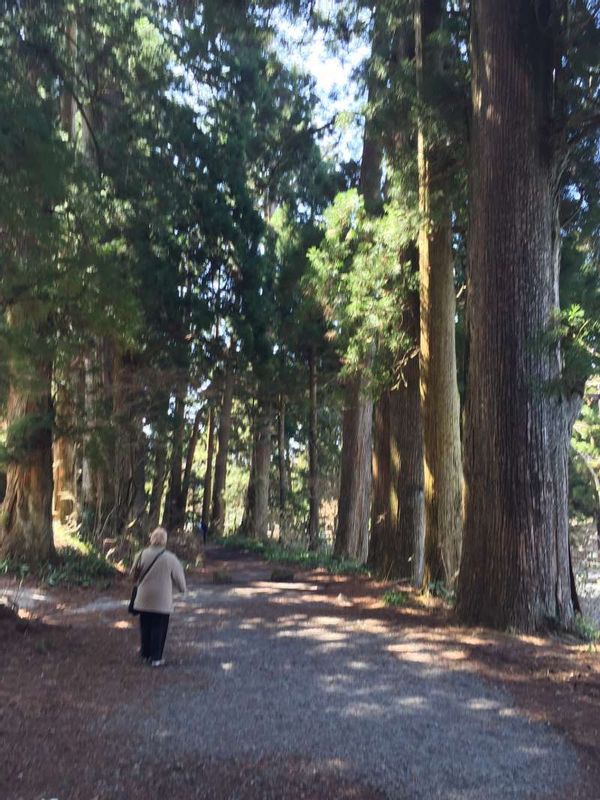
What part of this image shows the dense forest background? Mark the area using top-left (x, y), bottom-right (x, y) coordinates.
top-left (0, 0), bottom-right (598, 633)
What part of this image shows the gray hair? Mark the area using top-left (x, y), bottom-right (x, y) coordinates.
top-left (149, 527), bottom-right (168, 547)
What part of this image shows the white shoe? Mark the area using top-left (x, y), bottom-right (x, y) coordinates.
top-left (151, 660), bottom-right (163, 667)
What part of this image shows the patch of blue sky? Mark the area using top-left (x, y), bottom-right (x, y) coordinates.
top-left (273, 7), bottom-right (369, 164)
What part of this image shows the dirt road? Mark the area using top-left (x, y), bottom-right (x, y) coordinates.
top-left (1, 546), bottom-right (598, 799)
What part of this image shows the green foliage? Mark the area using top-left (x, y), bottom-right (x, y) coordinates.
top-left (570, 378), bottom-right (600, 518)
top-left (0, 545), bottom-right (115, 587)
top-left (0, 558), bottom-right (30, 580)
top-left (382, 589), bottom-right (408, 607)
top-left (574, 614), bottom-right (600, 644)
top-left (306, 188), bottom-right (417, 384)
top-left (41, 547), bottom-right (116, 588)
top-left (216, 534), bottom-right (370, 575)
top-left (427, 581), bottom-right (456, 605)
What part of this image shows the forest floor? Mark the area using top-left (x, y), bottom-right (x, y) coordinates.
top-left (1, 544), bottom-right (600, 800)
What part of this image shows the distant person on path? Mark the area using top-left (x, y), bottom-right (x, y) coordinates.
top-left (199, 519), bottom-right (208, 545)
top-left (130, 527), bottom-right (186, 667)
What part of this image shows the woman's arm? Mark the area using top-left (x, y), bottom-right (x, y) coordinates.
top-left (171, 557), bottom-right (187, 594)
top-left (130, 550), bottom-right (143, 580)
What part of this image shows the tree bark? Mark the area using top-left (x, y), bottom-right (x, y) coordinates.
top-left (148, 416), bottom-right (168, 530)
top-left (240, 400), bottom-right (272, 539)
top-left (416, 0), bottom-right (463, 587)
top-left (307, 349), bottom-right (319, 550)
top-left (211, 358), bottom-right (235, 536)
top-left (0, 357), bottom-right (55, 564)
top-left (53, 372), bottom-right (78, 524)
top-left (200, 406), bottom-right (215, 527)
top-left (277, 395), bottom-right (288, 515)
top-left (369, 292), bottom-right (424, 584)
top-left (81, 341), bottom-right (117, 541)
top-left (162, 392), bottom-right (185, 530)
top-left (183, 406), bottom-right (203, 517)
top-left (112, 353), bottom-right (146, 537)
top-left (456, 0), bottom-right (575, 632)
top-left (334, 377), bottom-right (374, 563)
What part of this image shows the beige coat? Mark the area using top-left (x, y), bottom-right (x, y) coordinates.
top-left (132, 546), bottom-right (186, 614)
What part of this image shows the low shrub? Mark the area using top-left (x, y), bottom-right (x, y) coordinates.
top-left (382, 590), bottom-right (409, 607)
top-left (41, 547), bottom-right (116, 588)
top-left (574, 614), bottom-right (600, 644)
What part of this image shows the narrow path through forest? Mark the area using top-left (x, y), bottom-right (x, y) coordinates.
top-left (2, 546), bottom-right (599, 800)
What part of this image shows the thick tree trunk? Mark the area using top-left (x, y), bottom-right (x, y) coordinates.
top-left (162, 392), bottom-right (185, 530)
top-left (183, 406), bottom-right (203, 517)
top-left (81, 341), bottom-right (117, 540)
top-left (369, 293), bottom-right (424, 584)
top-left (240, 400), bottom-right (272, 539)
top-left (416, 0), bottom-right (463, 587)
top-left (112, 354), bottom-right (146, 537)
top-left (0, 360), bottom-right (55, 564)
top-left (334, 377), bottom-right (373, 563)
top-left (456, 0), bottom-right (575, 632)
top-left (307, 350), bottom-right (319, 550)
top-left (211, 359), bottom-right (234, 536)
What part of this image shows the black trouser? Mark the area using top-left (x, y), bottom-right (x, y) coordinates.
top-left (139, 612), bottom-right (170, 661)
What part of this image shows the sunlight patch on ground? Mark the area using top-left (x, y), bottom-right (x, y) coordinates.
top-left (467, 698), bottom-right (502, 712)
top-left (276, 627), bottom-right (348, 643)
top-left (386, 643), bottom-right (437, 665)
top-left (0, 587), bottom-right (53, 611)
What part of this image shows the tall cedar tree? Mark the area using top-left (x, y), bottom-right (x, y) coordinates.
top-left (334, 5), bottom-right (385, 563)
top-left (456, 0), bottom-right (591, 631)
top-left (416, 0), bottom-right (463, 587)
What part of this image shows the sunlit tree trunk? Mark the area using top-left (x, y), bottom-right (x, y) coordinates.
top-left (457, 0), bottom-right (575, 631)
top-left (199, 405), bottom-right (215, 527)
top-left (416, 0), bottom-right (463, 587)
top-left (369, 291), bottom-right (424, 584)
top-left (81, 353), bottom-right (97, 528)
top-left (53, 373), bottom-right (78, 524)
top-left (335, 378), bottom-right (373, 563)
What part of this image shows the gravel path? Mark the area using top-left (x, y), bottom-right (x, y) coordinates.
top-left (104, 552), bottom-right (578, 800)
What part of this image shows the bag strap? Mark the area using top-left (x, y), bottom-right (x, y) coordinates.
top-left (137, 549), bottom-right (166, 586)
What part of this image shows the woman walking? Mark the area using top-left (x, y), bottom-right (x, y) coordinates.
top-left (131, 527), bottom-right (187, 666)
